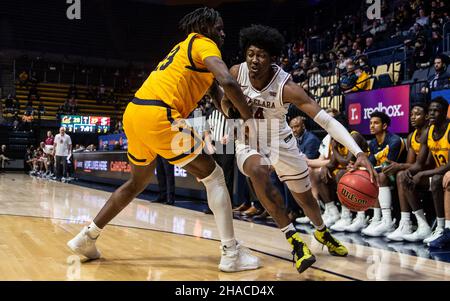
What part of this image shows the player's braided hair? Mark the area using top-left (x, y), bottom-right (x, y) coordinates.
top-left (239, 24), bottom-right (285, 57)
top-left (179, 7), bottom-right (220, 36)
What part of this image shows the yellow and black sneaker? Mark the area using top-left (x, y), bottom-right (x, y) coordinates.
top-left (286, 230), bottom-right (316, 273)
top-left (313, 228), bottom-right (348, 257)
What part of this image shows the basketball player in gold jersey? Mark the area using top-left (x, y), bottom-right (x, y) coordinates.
top-left (67, 7), bottom-right (261, 272)
top-left (384, 103), bottom-right (433, 242)
top-left (403, 97), bottom-right (450, 245)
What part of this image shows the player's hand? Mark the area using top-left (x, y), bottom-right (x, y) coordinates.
top-left (443, 171), bottom-right (450, 188)
top-left (351, 152), bottom-right (378, 185)
top-left (410, 172), bottom-right (423, 190)
top-left (382, 160), bottom-right (400, 177)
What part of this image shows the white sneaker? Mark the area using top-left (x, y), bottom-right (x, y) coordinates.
top-left (386, 220), bottom-right (413, 242)
top-left (363, 218), bottom-right (396, 237)
top-left (402, 223), bottom-right (432, 242)
top-left (361, 218), bottom-right (382, 236)
top-left (345, 215), bottom-right (369, 233)
top-left (67, 227), bottom-right (101, 259)
top-left (295, 216), bottom-right (311, 224)
top-left (423, 227), bottom-right (445, 244)
top-left (323, 210), bottom-right (340, 227)
top-left (219, 243), bottom-right (261, 272)
top-left (330, 216), bottom-right (352, 232)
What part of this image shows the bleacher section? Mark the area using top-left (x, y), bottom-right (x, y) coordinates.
top-left (11, 83), bottom-right (134, 121)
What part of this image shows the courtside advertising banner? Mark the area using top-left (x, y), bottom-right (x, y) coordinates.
top-left (345, 85), bottom-right (410, 135)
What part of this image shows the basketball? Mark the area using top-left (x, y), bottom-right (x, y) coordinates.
top-left (337, 170), bottom-right (378, 212)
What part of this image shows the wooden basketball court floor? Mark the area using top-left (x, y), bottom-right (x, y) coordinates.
top-left (1, 173), bottom-right (450, 281)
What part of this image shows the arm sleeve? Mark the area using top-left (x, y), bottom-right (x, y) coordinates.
top-left (313, 109), bottom-right (363, 156)
top-left (193, 37), bottom-right (222, 67)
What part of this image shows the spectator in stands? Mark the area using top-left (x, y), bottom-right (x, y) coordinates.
top-left (415, 8), bottom-right (430, 27)
top-left (18, 71), bottom-right (28, 88)
top-left (422, 54), bottom-right (450, 94)
top-left (369, 18), bottom-right (387, 37)
top-left (3, 94), bottom-right (16, 115)
top-left (348, 65), bottom-right (371, 92)
top-left (0, 145), bottom-right (10, 173)
top-left (363, 36), bottom-right (376, 53)
top-left (340, 62), bottom-right (358, 92)
top-left (44, 131), bottom-right (55, 175)
top-left (86, 144), bottom-right (96, 152)
top-left (68, 96), bottom-right (78, 114)
top-left (52, 126), bottom-right (72, 181)
top-left (60, 99), bottom-right (71, 115)
top-left (21, 111), bottom-right (34, 131)
top-left (431, 22), bottom-right (443, 55)
top-left (113, 120), bottom-right (123, 134)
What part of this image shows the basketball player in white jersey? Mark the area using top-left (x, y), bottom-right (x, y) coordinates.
top-left (221, 25), bottom-right (376, 273)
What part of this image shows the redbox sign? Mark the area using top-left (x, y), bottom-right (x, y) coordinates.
top-left (345, 85), bottom-right (410, 134)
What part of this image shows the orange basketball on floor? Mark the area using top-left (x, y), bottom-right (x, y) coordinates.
top-left (337, 170), bottom-right (378, 212)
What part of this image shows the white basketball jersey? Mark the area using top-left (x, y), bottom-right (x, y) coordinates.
top-left (236, 62), bottom-right (292, 139)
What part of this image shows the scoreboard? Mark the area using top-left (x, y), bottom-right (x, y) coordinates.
top-left (61, 115), bottom-right (111, 134)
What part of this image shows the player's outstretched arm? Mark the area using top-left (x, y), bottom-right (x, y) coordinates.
top-left (204, 57), bottom-right (252, 120)
top-left (283, 79), bottom-right (377, 183)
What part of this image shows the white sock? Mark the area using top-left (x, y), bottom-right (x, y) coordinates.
top-left (314, 223), bottom-right (326, 231)
top-left (445, 220), bottom-right (450, 229)
top-left (281, 223), bottom-right (296, 235)
top-left (382, 209), bottom-right (392, 222)
top-left (437, 217), bottom-right (445, 229)
top-left (378, 187), bottom-right (392, 209)
top-left (357, 211), bottom-right (365, 219)
top-left (325, 202), bottom-right (337, 211)
top-left (341, 206), bottom-right (351, 219)
top-left (400, 212), bottom-right (411, 222)
top-left (200, 163), bottom-right (235, 248)
top-left (87, 221), bottom-right (102, 239)
top-left (373, 208), bottom-right (381, 221)
top-left (413, 209), bottom-right (428, 226)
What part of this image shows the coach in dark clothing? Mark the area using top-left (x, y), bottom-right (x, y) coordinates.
top-left (290, 116), bottom-right (321, 159)
top-left (153, 155), bottom-right (175, 205)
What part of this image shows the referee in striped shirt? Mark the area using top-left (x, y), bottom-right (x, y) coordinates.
top-left (203, 108), bottom-right (235, 213)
